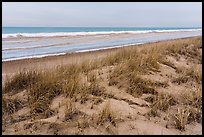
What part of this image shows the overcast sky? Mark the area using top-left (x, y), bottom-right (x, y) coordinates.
top-left (2, 2), bottom-right (202, 27)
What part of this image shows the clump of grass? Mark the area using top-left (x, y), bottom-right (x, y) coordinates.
top-left (184, 45), bottom-right (201, 62)
top-left (29, 94), bottom-right (55, 118)
top-left (185, 67), bottom-right (202, 84)
top-left (106, 46), bottom-right (164, 93)
top-left (56, 64), bottom-right (81, 76)
top-left (2, 97), bottom-right (24, 115)
top-left (187, 107), bottom-right (202, 124)
top-left (79, 60), bottom-right (101, 74)
top-left (166, 39), bottom-right (202, 62)
top-left (3, 70), bottom-right (41, 94)
top-left (4, 63), bottom-right (89, 119)
top-left (63, 76), bottom-right (80, 98)
top-left (173, 108), bottom-right (190, 131)
top-left (76, 114), bottom-right (90, 133)
top-left (166, 85), bottom-right (202, 131)
top-left (88, 82), bottom-right (105, 96)
top-left (107, 67), bottom-right (122, 86)
top-left (149, 93), bottom-right (177, 117)
top-left (57, 64), bottom-right (89, 99)
top-left (124, 53), bottom-right (160, 74)
top-left (28, 72), bottom-right (63, 117)
top-left (181, 86), bottom-right (202, 123)
top-left (173, 67), bottom-right (202, 85)
top-left (104, 45), bottom-right (162, 75)
top-left (182, 85), bottom-right (202, 109)
top-left (96, 102), bottom-right (118, 126)
top-left (79, 85), bottom-right (89, 104)
top-left (108, 64), bottom-right (125, 79)
top-left (2, 97), bottom-right (25, 127)
top-left (103, 54), bottom-right (120, 66)
top-left (102, 48), bottom-right (139, 66)
top-left (127, 73), bottom-right (157, 97)
top-left (64, 101), bottom-right (81, 121)
top-left (87, 71), bottom-right (97, 83)
top-left (166, 44), bottom-right (184, 56)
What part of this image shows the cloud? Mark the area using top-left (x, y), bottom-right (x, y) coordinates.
top-left (2, 2), bottom-right (202, 27)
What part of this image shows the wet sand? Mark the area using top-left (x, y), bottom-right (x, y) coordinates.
top-left (2, 30), bottom-right (201, 62)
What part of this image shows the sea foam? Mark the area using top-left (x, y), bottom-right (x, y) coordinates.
top-left (2, 29), bottom-right (202, 38)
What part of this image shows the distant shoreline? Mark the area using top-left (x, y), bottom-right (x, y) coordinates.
top-left (2, 35), bottom-right (200, 62)
top-left (2, 29), bottom-right (202, 62)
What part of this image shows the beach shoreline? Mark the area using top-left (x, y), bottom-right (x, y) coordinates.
top-left (2, 30), bottom-right (202, 62)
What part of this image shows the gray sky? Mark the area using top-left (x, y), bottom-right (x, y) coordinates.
top-left (2, 2), bottom-right (202, 27)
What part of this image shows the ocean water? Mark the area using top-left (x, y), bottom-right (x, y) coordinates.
top-left (2, 27), bottom-right (202, 61)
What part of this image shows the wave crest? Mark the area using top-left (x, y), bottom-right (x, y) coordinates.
top-left (2, 29), bottom-right (202, 38)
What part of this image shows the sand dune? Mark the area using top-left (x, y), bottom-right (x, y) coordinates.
top-left (2, 36), bottom-right (202, 135)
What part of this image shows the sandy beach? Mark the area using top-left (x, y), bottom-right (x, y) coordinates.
top-left (2, 30), bottom-right (201, 62)
top-left (2, 45), bottom-right (123, 84)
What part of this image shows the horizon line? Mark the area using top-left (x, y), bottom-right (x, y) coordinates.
top-left (2, 26), bottom-right (202, 28)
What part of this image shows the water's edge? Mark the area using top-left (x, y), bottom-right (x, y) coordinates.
top-left (2, 35), bottom-right (201, 62)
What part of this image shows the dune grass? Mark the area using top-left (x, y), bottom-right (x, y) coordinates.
top-left (173, 107), bottom-right (190, 131)
top-left (3, 71), bottom-right (41, 94)
top-left (148, 93), bottom-right (177, 117)
top-left (64, 101), bottom-right (81, 121)
top-left (2, 97), bottom-right (24, 115)
top-left (96, 102), bottom-right (118, 126)
top-left (173, 67), bottom-right (202, 85)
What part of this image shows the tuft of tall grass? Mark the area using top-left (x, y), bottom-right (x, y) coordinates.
top-left (2, 97), bottom-right (24, 115)
top-left (102, 47), bottom-right (139, 66)
top-left (166, 39), bottom-right (202, 62)
top-left (88, 82), bottom-right (105, 96)
top-left (28, 72), bottom-right (64, 117)
top-left (87, 71), bottom-right (97, 83)
top-left (127, 73), bottom-right (157, 97)
top-left (96, 102), bottom-right (118, 126)
top-left (79, 60), bottom-right (101, 74)
top-left (124, 52), bottom-right (160, 74)
top-left (3, 71), bottom-right (41, 94)
top-left (181, 85), bottom-right (202, 123)
top-left (173, 67), bottom-right (202, 85)
top-left (63, 76), bottom-right (80, 98)
top-left (185, 67), bottom-right (202, 84)
top-left (64, 101), bottom-right (82, 121)
top-left (182, 85), bottom-right (202, 109)
top-left (173, 108), bottom-right (190, 131)
top-left (149, 93), bottom-right (177, 117)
